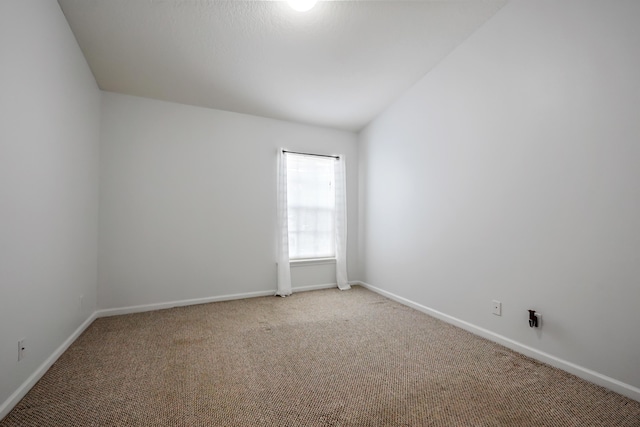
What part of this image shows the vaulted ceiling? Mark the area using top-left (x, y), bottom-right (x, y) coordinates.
top-left (58, 0), bottom-right (506, 131)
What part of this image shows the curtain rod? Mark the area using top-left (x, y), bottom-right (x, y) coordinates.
top-left (282, 150), bottom-right (339, 159)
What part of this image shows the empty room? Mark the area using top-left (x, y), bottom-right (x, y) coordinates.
top-left (1, 0), bottom-right (639, 425)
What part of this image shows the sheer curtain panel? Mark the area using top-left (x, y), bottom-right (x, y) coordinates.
top-left (276, 150), bottom-right (292, 296)
top-left (334, 155), bottom-right (350, 290)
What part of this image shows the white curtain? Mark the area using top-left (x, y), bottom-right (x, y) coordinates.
top-left (276, 149), bottom-right (292, 296)
top-left (334, 155), bottom-right (350, 290)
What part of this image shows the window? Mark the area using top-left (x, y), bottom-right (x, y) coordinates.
top-left (276, 148), bottom-right (349, 295)
top-left (285, 153), bottom-right (336, 260)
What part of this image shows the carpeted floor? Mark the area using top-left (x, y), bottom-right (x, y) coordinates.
top-left (2, 286), bottom-right (639, 426)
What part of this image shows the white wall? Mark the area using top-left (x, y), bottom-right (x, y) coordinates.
top-left (99, 92), bottom-right (358, 309)
top-left (359, 0), bottom-right (640, 395)
top-left (0, 0), bottom-right (100, 413)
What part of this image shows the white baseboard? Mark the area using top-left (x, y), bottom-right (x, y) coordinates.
top-left (96, 289), bottom-right (276, 317)
top-left (355, 281), bottom-right (640, 403)
top-left (0, 312), bottom-right (98, 421)
top-left (96, 284), bottom-right (340, 318)
top-left (292, 282), bottom-right (339, 292)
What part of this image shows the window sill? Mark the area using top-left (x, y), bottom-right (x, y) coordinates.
top-left (290, 258), bottom-right (336, 267)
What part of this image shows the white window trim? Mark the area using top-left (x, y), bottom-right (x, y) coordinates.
top-left (290, 258), bottom-right (336, 267)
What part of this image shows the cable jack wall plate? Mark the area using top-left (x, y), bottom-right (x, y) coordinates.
top-left (492, 300), bottom-right (501, 316)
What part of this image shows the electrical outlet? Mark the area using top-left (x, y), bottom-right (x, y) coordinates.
top-left (492, 300), bottom-right (502, 316)
top-left (18, 339), bottom-right (26, 361)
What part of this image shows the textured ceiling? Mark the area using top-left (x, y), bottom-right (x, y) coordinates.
top-left (58, 0), bottom-right (506, 132)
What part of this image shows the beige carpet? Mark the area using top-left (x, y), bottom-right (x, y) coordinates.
top-left (2, 286), bottom-right (639, 426)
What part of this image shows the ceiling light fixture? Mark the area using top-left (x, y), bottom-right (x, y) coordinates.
top-left (288, 0), bottom-right (317, 12)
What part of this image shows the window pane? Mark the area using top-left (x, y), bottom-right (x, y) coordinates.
top-left (286, 153), bottom-right (335, 259)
